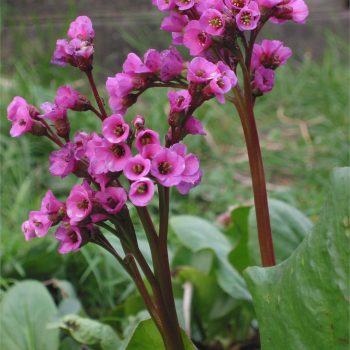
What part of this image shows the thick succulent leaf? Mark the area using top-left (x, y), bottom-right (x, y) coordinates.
top-left (170, 215), bottom-right (251, 300)
top-left (244, 168), bottom-right (350, 350)
top-left (249, 198), bottom-right (313, 264)
top-left (0, 280), bottom-right (59, 350)
top-left (51, 314), bottom-right (121, 350)
top-left (122, 318), bottom-right (197, 350)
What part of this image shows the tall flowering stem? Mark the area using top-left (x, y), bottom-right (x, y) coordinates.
top-left (8, 3), bottom-right (309, 349)
top-left (85, 69), bottom-right (108, 120)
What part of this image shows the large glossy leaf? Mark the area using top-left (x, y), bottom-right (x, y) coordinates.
top-left (122, 318), bottom-right (197, 350)
top-left (0, 280), bottom-right (59, 350)
top-left (51, 314), bottom-right (121, 350)
top-left (244, 168), bottom-right (350, 350)
top-left (249, 198), bottom-right (313, 264)
top-left (170, 216), bottom-right (251, 300)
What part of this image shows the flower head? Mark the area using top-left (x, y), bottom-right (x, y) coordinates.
top-left (236, 2), bottom-right (261, 31)
top-left (187, 57), bottom-right (218, 83)
top-left (49, 142), bottom-right (77, 178)
top-left (200, 9), bottom-right (226, 36)
top-left (135, 129), bottom-right (161, 152)
top-left (40, 190), bottom-right (65, 219)
top-left (270, 0), bottom-right (309, 24)
top-left (160, 47), bottom-right (184, 81)
top-left (55, 222), bottom-right (83, 254)
top-left (28, 211), bottom-right (52, 238)
top-left (151, 147), bottom-right (186, 187)
top-left (95, 186), bottom-right (127, 214)
top-left (129, 178), bottom-right (155, 207)
top-left (253, 66), bottom-right (275, 94)
top-left (124, 155), bottom-right (151, 181)
top-left (67, 16), bottom-right (95, 41)
top-left (66, 181), bottom-right (93, 224)
top-left (102, 114), bottom-right (130, 144)
top-left (22, 220), bottom-right (37, 241)
top-left (252, 40), bottom-right (292, 70)
top-left (183, 20), bottom-right (213, 56)
top-left (168, 90), bottom-right (192, 113)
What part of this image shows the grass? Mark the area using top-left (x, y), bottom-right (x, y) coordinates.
top-left (0, 22), bottom-right (349, 319)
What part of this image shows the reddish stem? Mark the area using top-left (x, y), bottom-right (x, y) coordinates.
top-left (86, 70), bottom-right (108, 120)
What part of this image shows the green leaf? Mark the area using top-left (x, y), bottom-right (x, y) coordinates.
top-left (0, 280), bottom-right (59, 350)
top-left (227, 206), bottom-right (251, 272)
top-left (51, 314), bottom-right (121, 350)
top-left (122, 318), bottom-right (197, 350)
top-left (244, 168), bottom-right (350, 350)
top-left (170, 216), bottom-right (251, 300)
top-left (249, 199), bottom-right (313, 264)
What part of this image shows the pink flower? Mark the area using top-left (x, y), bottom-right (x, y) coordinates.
top-left (151, 147), bottom-right (185, 187)
top-left (67, 16), bottom-right (95, 41)
top-left (135, 129), bottom-right (161, 152)
top-left (106, 74), bottom-right (133, 97)
top-left (270, 0), bottom-right (309, 24)
top-left (225, 0), bottom-right (250, 10)
top-left (209, 61), bottom-right (237, 103)
top-left (95, 187), bottom-right (127, 214)
top-left (160, 47), bottom-right (184, 81)
top-left (21, 220), bottom-right (36, 241)
top-left (133, 115), bottom-right (145, 129)
top-left (40, 102), bottom-right (67, 121)
top-left (102, 114), bottom-right (130, 144)
top-left (252, 40), bottom-right (292, 70)
top-left (49, 142), bottom-right (77, 178)
top-left (51, 38), bottom-right (94, 70)
top-left (236, 2), bottom-right (261, 31)
top-left (55, 85), bottom-right (87, 110)
top-left (200, 9), bottom-right (226, 36)
top-left (29, 211), bottom-right (52, 237)
top-left (66, 181), bottom-right (93, 224)
top-left (171, 144), bottom-right (202, 194)
top-left (7, 100), bottom-right (33, 138)
top-left (108, 95), bottom-right (136, 115)
top-left (129, 178), bottom-right (155, 207)
top-left (86, 134), bottom-right (109, 175)
top-left (156, 0), bottom-right (176, 12)
top-left (168, 90), bottom-right (192, 113)
top-left (176, 0), bottom-right (196, 11)
top-left (40, 190), bottom-right (65, 218)
top-left (141, 144), bottom-right (162, 160)
top-left (253, 66), bottom-right (275, 94)
top-left (123, 53), bottom-right (151, 74)
top-left (144, 49), bottom-right (162, 73)
top-left (52, 39), bottom-right (73, 66)
top-left (123, 155), bottom-right (151, 181)
top-left (187, 57), bottom-right (218, 83)
top-left (7, 96), bottom-right (28, 121)
top-left (196, 0), bottom-right (225, 13)
top-left (55, 223), bottom-right (83, 254)
top-left (183, 20), bottom-right (213, 56)
top-left (87, 138), bottom-right (132, 174)
top-left (161, 13), bottom-right (189, 45)
top-left (74, 131), bottom-right (93, 160)
top-left (185, 116), bottom-right (206, 136)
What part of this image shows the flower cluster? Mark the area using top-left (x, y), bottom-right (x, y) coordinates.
top-left (251, 39), bottom-right (292, 95)
top-left (7, 0), bottom-right (309, 257)
top-left (155, 0), bottom-right (308, 54)
top-left (20, 111), bottom-right (202, 253)
top-left (52, 16), bottom-right (95, 71)
top-left (106, 47), bottom-right (185, 114)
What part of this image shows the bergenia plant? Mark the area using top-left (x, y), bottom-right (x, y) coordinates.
top-left (7, 1), bottom-right (309, 349)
